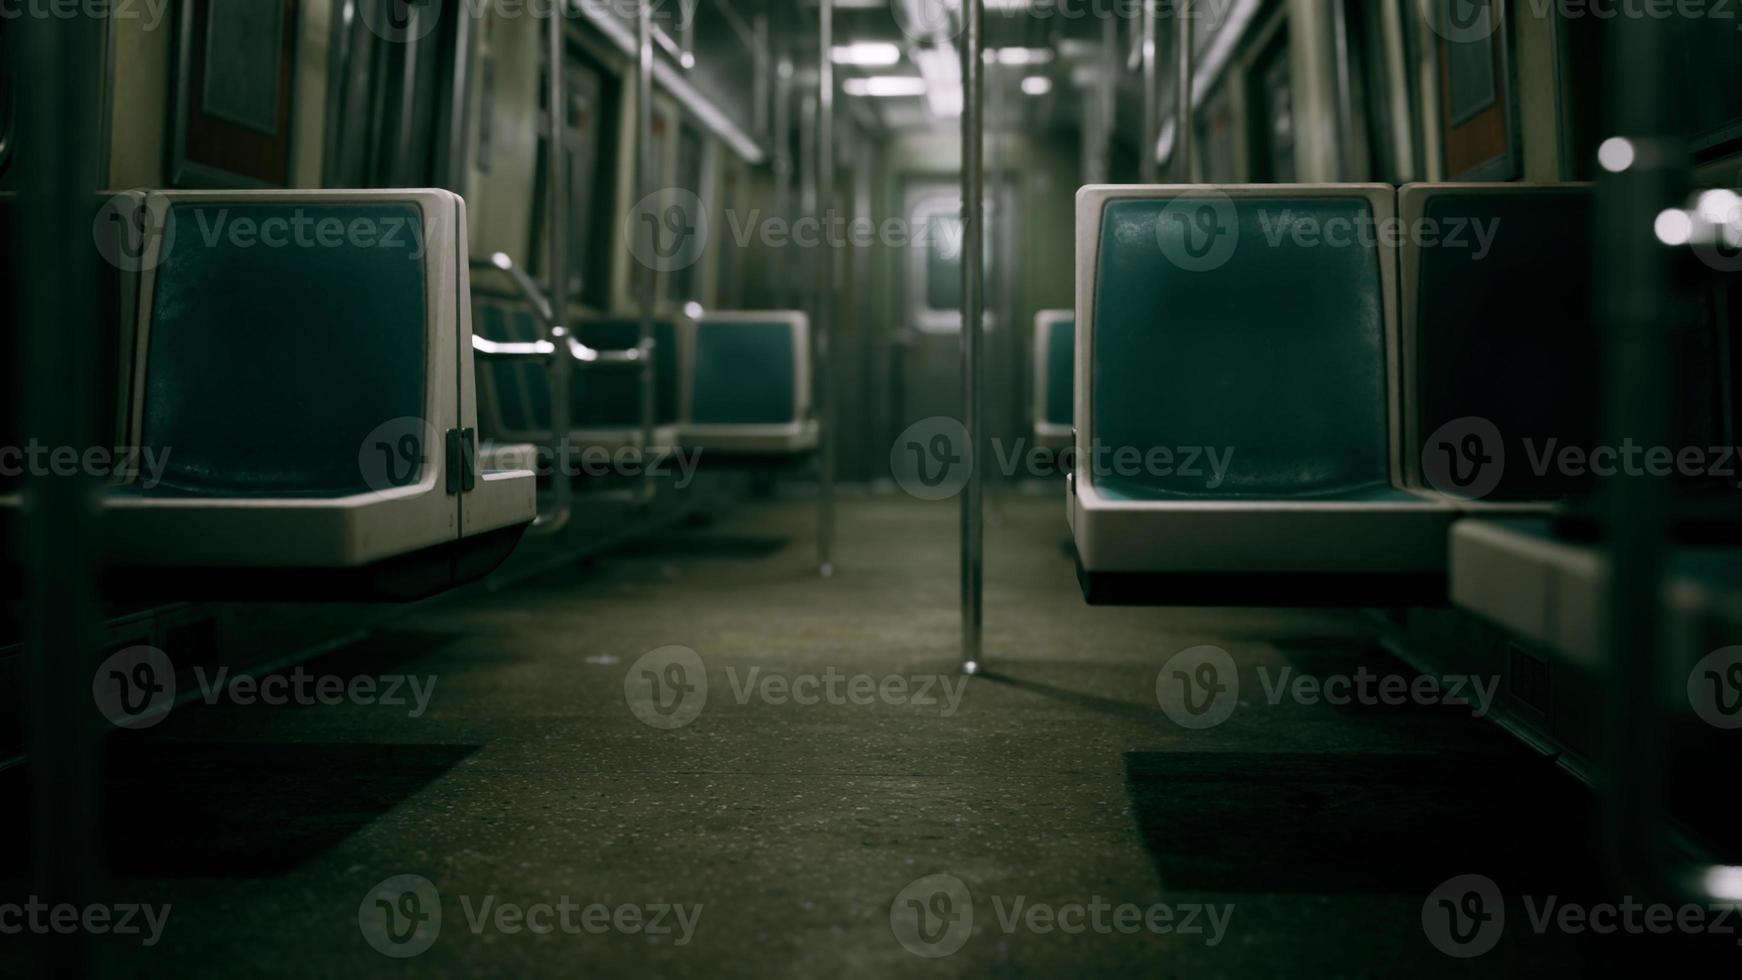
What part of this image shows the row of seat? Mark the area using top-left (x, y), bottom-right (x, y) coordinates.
top-left (2, 189), bottom-right (539, 599)
top-left (471, 301), bottom-right (818, 460)
top-left (0, 187), bottom-right (818, 600)
top-left (1065, 181), bottom-right (1728, 606)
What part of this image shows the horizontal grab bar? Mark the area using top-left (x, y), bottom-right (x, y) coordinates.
top-left (472, 333), bottom-right (651, 366)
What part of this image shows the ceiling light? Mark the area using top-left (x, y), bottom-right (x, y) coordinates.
top-left (833, 42), bottom-right (903, 66)
top-left (994, 47), bottom-right (1055, 66)
top-left (1021, 76), bottom-right (1052, 96)
top-left (843, 76), bottom-right (929, 98)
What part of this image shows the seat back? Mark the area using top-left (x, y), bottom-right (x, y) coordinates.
top-left (135, 198), bottom-right (433, 497)
top-left (1403, 183), bottom-right (1726, 501)
top-left (570, 315), bottom-right (689, 431)
top-left (1033, 311), bottom-right (1074, 442)
top-left (472, 297), bottom-right (544, 439)
top-left (1080, 185), bottom-right (1399, 500)
top-left (689, 312), bottom-right (809, 427)
top-left (1403, 184), bottom-right (1602, 501)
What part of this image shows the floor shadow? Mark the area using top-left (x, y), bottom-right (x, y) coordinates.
top-left (613, 534), bottom-right (793, 560)
top-left (0, 738), bottom-right (477, 881)
top-left (980, 670), bottom-right (1167, 722)
top-left (1123, 750), bottom-right (1598, 896)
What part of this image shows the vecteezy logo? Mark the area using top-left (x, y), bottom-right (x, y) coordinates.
top-left (358, 417), bottom-right (439, 495)
top-left (92, 646), bottom-right (176, 730)
top-left (93, 192), bottom-right (174, 273)
top-left (1155, 191), bottom-right (1239, 273)
top-left (624, 189), bottom-right (709, 273)
top-left (1421, 874), bottom-right (1504, 958)
top-left (890, 0), bottom-right (959, 42)
top-left (359, 0), bottom-right (441, 44)
top-left (359, 874), bottom-right (442, 958)
top-left (1421, 416), bottom-right (1505, 500)
top-left (1156, 645), bottom-right (1239, 730)
top-left (1688, 646), bottom-right (1742, 730)
top-left (890, 417), bottom-right (972, 501)
top-left (889, 873), bottom-right (973, 958)
top-left (1419, 0), bottom-right (1500, 43)
top-left (625, 645), bottom-right (708, 730)
top-left (1692, 197), bottom-right (1742, 274)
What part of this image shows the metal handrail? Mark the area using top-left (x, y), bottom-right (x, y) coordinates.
top-left (468, 254), bottom-right (665, 517)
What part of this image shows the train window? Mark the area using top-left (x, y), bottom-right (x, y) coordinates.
top-left (668, 120), bottom-right (709, 306)
top-left (1248, 27), bottom-right (1297, 183)
top-left (907, 191), bottom-right (995, 333)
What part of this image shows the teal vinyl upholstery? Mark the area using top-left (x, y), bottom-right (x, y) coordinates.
top-left (473, 300), bottom-right (536, 436)
top-left (1072, 186), bottom-right (1457, 601)
top-left (1044, 316), bottom-right (1074, 429)
top-left (1091, 196), bottom-right (1392, 501)
top-left (691, 318), bottom-right (799, 426)
top-left (141, 202), bottom-right (427, 497)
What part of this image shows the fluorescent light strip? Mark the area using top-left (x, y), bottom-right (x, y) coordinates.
top-left (833, 42), bottom-right (903, 66)
top-left (844, 76), bottom-right (929, 97)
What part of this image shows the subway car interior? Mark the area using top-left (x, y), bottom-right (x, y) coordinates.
top-left (3, 0), bottom-right (1742, 975)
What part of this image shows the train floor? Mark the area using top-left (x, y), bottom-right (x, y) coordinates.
top-left (4, 497), bottom-right (1736, 977)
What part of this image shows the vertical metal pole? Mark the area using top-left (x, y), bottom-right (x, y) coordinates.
top-left (772, 57), bottom-right (794, 308)
top-left (817, 0), bottom-right (838, 577)
top-left (636, 1), bottom-right (657, 469)
top-left (752, 15), bottom-right (770, 142)
top-left (961, 0), bottom-right (985, 676)
top-left (1176, 4), bottom-right (1194, 182)
top-left (1099, 15), bottom-right (1117, 183)
top-left (545, 0), bottom-right (571, 515)
top-left (20, 11), bottom-right (103, 977)
top-left (1140, 0), bottom-right (1159, 183)
top-left (1598, 16), bottom-right (1687, 899)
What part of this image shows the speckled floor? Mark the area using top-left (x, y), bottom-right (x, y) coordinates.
top-left (2, 497), bottom-right (1732, 977)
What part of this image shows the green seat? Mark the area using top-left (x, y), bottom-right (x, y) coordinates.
top-left (682, 311), bottom-right (816, 455)
top-left (86, 189), bottom-right (536, 601)
top-left (1033, 311), bottom-right (1073, 449)
top-left (1071, 186), bottom-right (1456, 605)
top-left (1092, 196), bottom-right (1390, 500)
top-left (141, 202), bottom-right (427, 498)
top-left (473, 299), bottom-right (538, 437)
top-left (571, 317), bottom-right (683, 431)
top-left (1405, 186), bottom-right (1602, 502)
top-left (692, 320), bottom-right (798, 425)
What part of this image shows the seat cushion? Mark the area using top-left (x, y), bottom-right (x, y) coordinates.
top-left (141, 202), bottom-right (427, 497)
top-left (1044, 316), bottom-right (1074, 428)
top-left (692, 320), bottom-right (797, 425)
top-left (1092, 196), bottom-right (1391, 501)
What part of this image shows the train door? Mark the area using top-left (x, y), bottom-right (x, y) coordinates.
top-left (531, 52), bottom-right (608, 309)
top-left (325, 0), bottom-right (471, 189)
top-left (893, 179), bottom-right (1001, 438)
